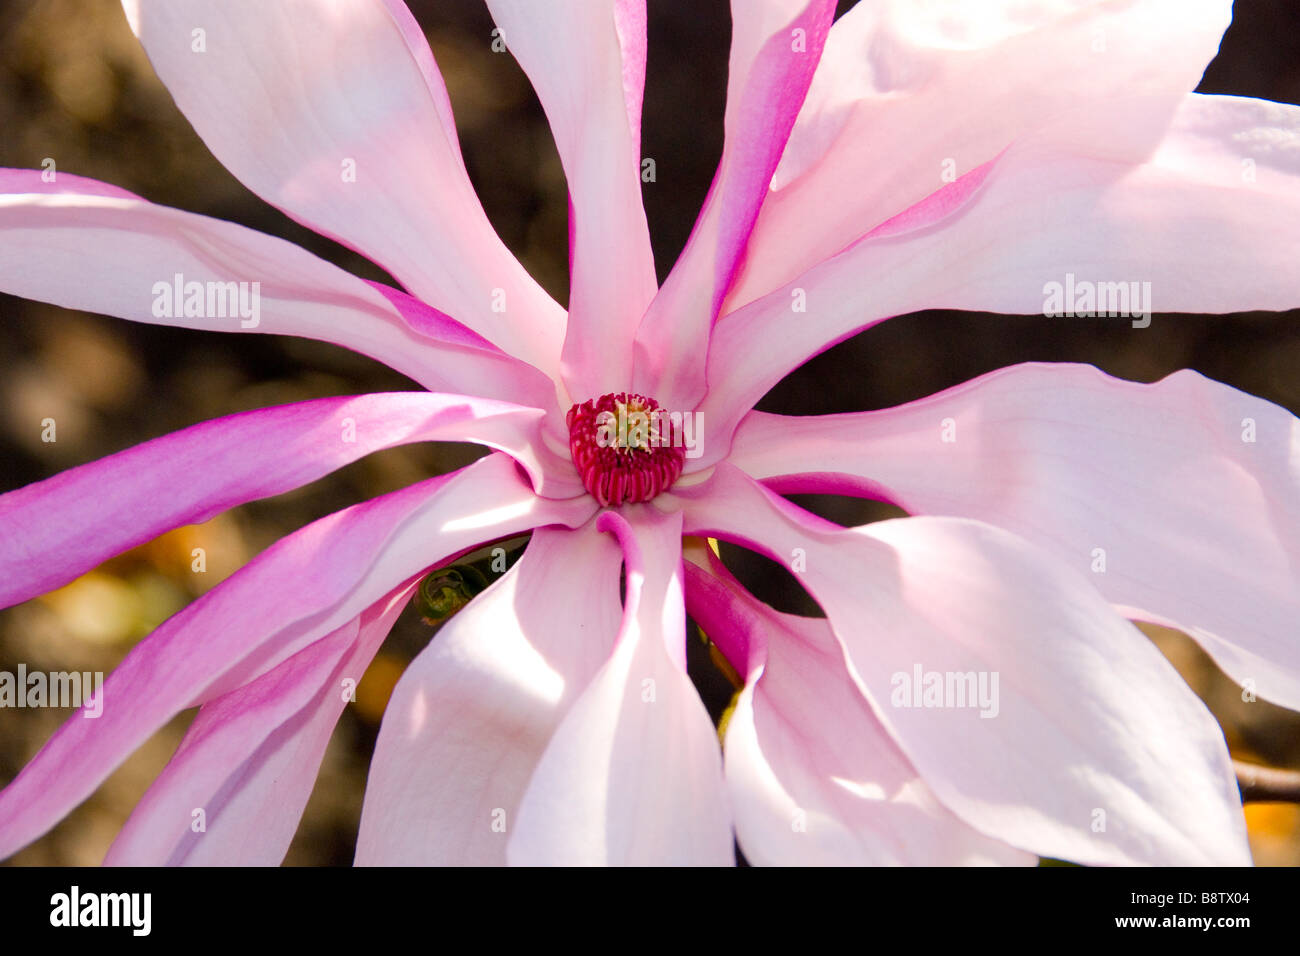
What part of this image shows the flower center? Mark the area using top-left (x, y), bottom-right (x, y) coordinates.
top-left (567, 392), bottom-right (686, 506)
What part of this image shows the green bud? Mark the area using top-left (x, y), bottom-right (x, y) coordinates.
top-left (413, 565), bottom-right (489, 624)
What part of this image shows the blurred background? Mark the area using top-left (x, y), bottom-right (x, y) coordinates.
top-left (1, 0), bottom-right (1298, 865)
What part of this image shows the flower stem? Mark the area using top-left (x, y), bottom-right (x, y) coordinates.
top-left (1234, 760), bottom-right (1300, 803)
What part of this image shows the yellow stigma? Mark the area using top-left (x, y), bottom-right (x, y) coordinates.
top-left (614, 397), bottom-right (653, 453)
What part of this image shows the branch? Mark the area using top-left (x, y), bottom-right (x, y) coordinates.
top-left (1234, 760), bottom-right (1300, 803)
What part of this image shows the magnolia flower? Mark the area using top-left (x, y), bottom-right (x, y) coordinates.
top-left (1, 0), bottom-right (1297, 867)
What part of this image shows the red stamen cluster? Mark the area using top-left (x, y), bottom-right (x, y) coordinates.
top-left (567, 392), bottom-right (686, 507)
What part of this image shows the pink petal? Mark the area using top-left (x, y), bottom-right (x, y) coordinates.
top-left (703, 94), bottom-right (1300, 441)
top-left (355, 523), bottom-right (623, 865)
top-left (121, 0), bottom-right (564, 372)
top-left (0, 454), bottom-right (595, 860)
top-left (671, 465), bottom-right (1251, 865)
top-left (631, 0), bottom-right (835, 410)
top-left (363, 281), bottom-right (562, 419)
top-left (727, 0), bottom-right (1234, 309)
top-left (485, 1), bottom-right (657, 399)
top-left (730, 361), bottom-right (1300, 712)
top-left (0, 169), bottom-right (555, 405)
top-left (507, 508), bottom-right (733, 865)
top-left (0, 392), bottom-right (579, 610)
top-left (105, 580), bottom-right (415, 866)
top-left (684, 547), bottom-right (1033, 866)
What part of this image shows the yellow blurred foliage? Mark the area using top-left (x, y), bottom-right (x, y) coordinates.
top-left (33, 517), bottom-right (249, 648)
top-left (1245, 803), bottom-right (1300, 866)
top-left (354, 652), bottom-right (408, 725)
